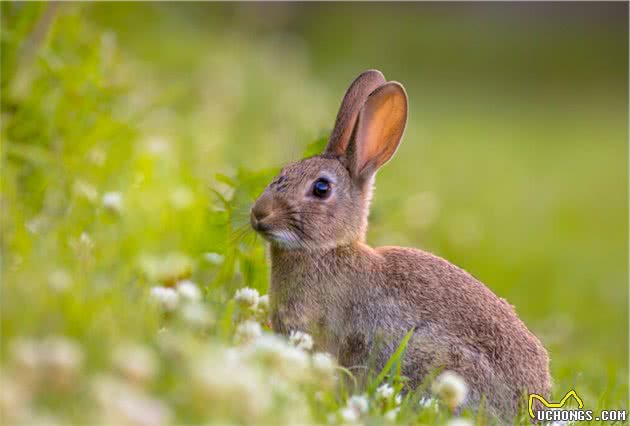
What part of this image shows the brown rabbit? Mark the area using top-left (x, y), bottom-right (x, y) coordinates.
top-left (250, 70), bottom-right (550, 421)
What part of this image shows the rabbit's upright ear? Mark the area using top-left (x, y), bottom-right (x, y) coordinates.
top-left (350, 82), bottom-right (407, 181)
top-left (325, 70), bottom-right (386, 156)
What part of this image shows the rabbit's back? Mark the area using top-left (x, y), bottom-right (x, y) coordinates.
top-left (367, 246), bottom-right (551, 417)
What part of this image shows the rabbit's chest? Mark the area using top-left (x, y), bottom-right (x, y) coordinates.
top-left (269, 262), bottom-right (347, 351)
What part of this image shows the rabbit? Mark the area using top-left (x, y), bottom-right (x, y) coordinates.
top-left (250, 69), bottom-right (551, 422)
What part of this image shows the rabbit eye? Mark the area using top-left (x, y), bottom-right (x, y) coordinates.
top-left (312, 178), bottom-right (331, 199)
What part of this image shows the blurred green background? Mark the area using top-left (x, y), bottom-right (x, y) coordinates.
top-left (1, 2), bottom-right (627, 424)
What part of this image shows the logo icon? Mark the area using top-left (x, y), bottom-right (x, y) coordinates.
top-left (528, 390), bottom-right (584, 419)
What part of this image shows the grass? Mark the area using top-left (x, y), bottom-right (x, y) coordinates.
top-left (1, 3), bottom-right (627, 425)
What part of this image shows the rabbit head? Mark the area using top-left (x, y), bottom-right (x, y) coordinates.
top-left (251, 70), bottom-right (408, 249)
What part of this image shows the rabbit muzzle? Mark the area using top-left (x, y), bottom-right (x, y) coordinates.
top-left (250, 193), bottom-right (274, 234)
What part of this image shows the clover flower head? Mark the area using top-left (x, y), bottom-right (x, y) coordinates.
top-left (41, 336), bottom-right (83, 379)
top-left (280, 345), bottom-right (309, 375)
top-left (234, 287), bottom-right (259, 309)
top-left (102, 192), bottom-right (123, 214)
top-left (418, 396), bottom-right (439, 412)
top-left (235, 321), bottom-right (262, 344)
top-left (384, 407), bottom-right (400, 422)
top-left (339, 406), bottom-right (359, 423)
top-left (74, 180), bottom-right (98, 203)
top-left (256, 294), bottom-right (270, 321)
top-left (176, 280), bottom-right (201, 302)
top-left (376, 383), bottom-right (395, 400)
top-left (10, 338), bottom-right (41, 374)
top-left (348, 394), bottom-right (369, 414)
top-left (112, 343), bottom-right (157, 385)
top-left (191, 349), bottom-right (271, 422)
top-left (150, 286), bottom-right (180, 311)
top-left (181, 303), bottom-right (213, 328)
top-left (312, 352), bottom-right (335, 375)
top-left (93, 375), bottom-right (171, 426)
top-left (203, 252), bottom-right (225, 265)
top-left (289, 330), bottom-right (313, 351)
top-left (432, 370), bottom-right (468, 410)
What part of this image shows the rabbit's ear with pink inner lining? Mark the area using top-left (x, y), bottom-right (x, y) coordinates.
top-left (349, 82), bottom-right (408, 181)
top-left (325, 70), bottom-right (386, 156)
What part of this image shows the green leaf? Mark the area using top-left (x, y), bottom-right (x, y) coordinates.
top-left (368, 327), bottom-right (415, 393)
top-left (302, 135), bottom-right (329, 158)
top-left (215, 173), bottom-right (236, 187)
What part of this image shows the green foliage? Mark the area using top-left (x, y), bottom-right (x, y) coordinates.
top-left (303, 135), bottom-right (330, 158)
top-left (368, 328), bottom-right (415, 394)
top-left (1, 3), bottom-right (627, 425)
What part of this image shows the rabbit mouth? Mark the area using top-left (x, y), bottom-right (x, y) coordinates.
top-left (260, 229), bottom-right (304, 249)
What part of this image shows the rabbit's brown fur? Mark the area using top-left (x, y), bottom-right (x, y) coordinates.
top-left (251, 70), bottom-right (551, 421)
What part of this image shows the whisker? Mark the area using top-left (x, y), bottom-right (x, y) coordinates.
top-left (229, 223), bottom-right (256, 246)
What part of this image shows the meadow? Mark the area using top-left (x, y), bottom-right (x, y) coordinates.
top-left (1, 3), bottom-right (627, 425)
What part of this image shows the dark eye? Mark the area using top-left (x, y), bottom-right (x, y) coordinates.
top-left (312, 178), bottom-right (331, 198)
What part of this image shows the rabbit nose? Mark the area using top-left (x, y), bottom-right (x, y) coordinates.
top-left (250, 195), bottom-right (273, 231)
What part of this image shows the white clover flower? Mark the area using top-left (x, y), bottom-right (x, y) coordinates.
top-left (10, 338), bottom-right (42, 375)
top-left (348, 394), bottom-right (369, 414)
top-left (154, 329), bottom-right (190, 360)
top-left (93, 375), bottom-right (171, 426)
top-left (41, 336), bottom-right (83, 389)
top-left (234, 287), bottom-right (259, 309)
top-left (102, 192), bottom-right (123, 214)
top-left (246, 334), bottom-right (310, 383)
top-left (223, 347), bottom-right (244, 365)
top-left (446, 418), bottom-right (474, 426)
top-left (203, 252), bottom-right (224, 265)
top-left (280, 345), bottom-right (310, 381)
top-left (432, 371), bottom-right (468, 410)
top-left (235, 321), bottom-right (262, 344)
top-left (180, 303), bottom-right (213, 328)
top-left (140, 253), bottom-right (192, 285)
top-left (384, 407), bottom-right (400, 422)
top-left (191, 349), bottom-right (270, 422)
top-left (149, 286), bottom-right (180, 311)
top-left (256, 294), bottom-right (270, 321)
top-left (395, 394), bottom-right (402, 405)
top-left (248, 334), bottom-right (286, 365)
top-left (418, 396), bottom-right (439, 411)
top-left (112, 343), bottom-right (157, 385)
top-left (11, 336), bottom-right (82, 391)
top-left (249, 333), bottom-right (284, 351)
top-left (73, 180), bottom-right (98, 203)
top-left (176, 280), bottom-right (201, 301)
top-left (289, 330), bottom-right (313, 351)
top-left (312, 352), bottom-right (335, 375)
top-left (376, 383), bottom-right (395, 400)
top-left (258, 294), bottom-right (269, 310)
top-left (339, 406), bottom-right (359, 423)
